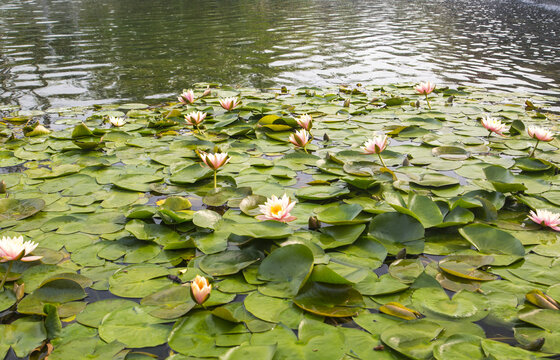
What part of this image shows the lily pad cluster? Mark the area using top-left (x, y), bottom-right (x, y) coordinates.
top-left (0, 83), bottom-right (560, 359)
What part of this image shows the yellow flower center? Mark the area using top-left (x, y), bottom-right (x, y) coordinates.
top-left (270, 204), bottom-right (283, 216)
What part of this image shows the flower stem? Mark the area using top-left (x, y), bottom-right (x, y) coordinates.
top-left (378, 153), bottom-right (387, 168)
top-left (213, 171), bottom-right (217, 189)
top-left (425, 94), bottom-right (431, 110)
top-left (0, 261), bottom-right (13, 291)
top-left (303, 145), bottom-right (308, 154)
top-left (487, 131), bottom-right (492, 139)
top-left (530, 140), bottom-right (540, 157)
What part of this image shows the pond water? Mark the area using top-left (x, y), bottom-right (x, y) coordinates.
top-left (1, 0), bottom-right (560, 110)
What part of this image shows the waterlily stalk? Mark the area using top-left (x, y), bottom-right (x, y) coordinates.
top-left (213, 170), bottom-right (217, 189)
top-left (425, 94), bottom-right (431, 110)
top-left (0, 260), bottom-right (13, 291)
top-left (378, 153), bottom-right (387, 168)
top-left (529, 140), bottom-right (540, 157)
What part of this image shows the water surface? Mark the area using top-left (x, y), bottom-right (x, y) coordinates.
top-left (1, 0), bottom-right (559, 109)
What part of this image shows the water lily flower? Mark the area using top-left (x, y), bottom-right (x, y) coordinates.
top-left (256, 194), bottom-right (297, 223)
top-left (527, 125), bottom-right (554, 157)
top-left (415, 81), bottom-right (436, 109)
top-left (185, 111), bottom-right (207, 133)
top-left (481, 115), bottom-right (506, 138)
top-left (202, 87), bottom-right (212, 97)
top-left (289, 129), bottom-right (311, 152)
top-left (109, 116), bottom-right (126, 127)
top-left (190, 275), bottom-right (211, 305)
top-left (199, 151), bottom-right (230, 188)
top-left (178, 89), bottom-right (195, 105)
top-left (296, 114), bottom-right (312, 131)
top-left (219, 97), bottom-right (240, 111)
top-left (362, 134), bottom-right (389, 168)
top-left (0, 236), bottom-right (42, 290)
top-left (528, 209), bottom-right (560, 231)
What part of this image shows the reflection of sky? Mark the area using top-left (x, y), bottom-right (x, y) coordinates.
top-left (0, 0), bottom-right (559, 109)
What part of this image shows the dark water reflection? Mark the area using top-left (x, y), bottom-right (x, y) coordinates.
top-left (1, 0), bottom-right (560, 109)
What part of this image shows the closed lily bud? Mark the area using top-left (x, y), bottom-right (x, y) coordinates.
top-left (190, 275), bottom-right (211, 305)
top-left (379, 302), bottom-right (422, 320)
top-left (202, 87), bottom-right (212, 97)
top-left (0, 180), bottom-right (6, 194)
top-left (281, 86), bottom-right (288, 94)
top-left (323, 133), bottom-right (330, 142)
top-left (526, 289), bottom-right (560, 310)
top-left (308, 216), bottom-right (320, 230)
top-left (343, 98), bottom-right (351, 107)
top-left (14, 283), bottom-right (25, 301)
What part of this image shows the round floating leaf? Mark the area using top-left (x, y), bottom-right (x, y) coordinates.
top-left (76, 299), bottom-right (137, 328)
top-left (193, 209), bottom-right (222, 229)
top-left (33, 278), bottom-right (86, 303)
top-left (432, 146), bottom-right (470, 160)
top-left (315, 203), bottom-right (366, 224)
top-left (295, 185), bottom-right (350, 200)
top-left (380, 320), bottom-right (444, 359)
top-left (412, 287), bottom-right (489, 321)
top-left (389, 259), bottom-right (425, 283)
top-left (169, 164), bottom-right (213, 184)
top-left (515, 157), bottom-right (551, 172)
top-left (438, 255), bottom-right (497, 281)
top-left (203, 187), bottom-right (252, 207)
top-left (168, 311), bottom-right (245, 357)
top-left (228, 220), bottom-right (293, 239)
top-left (294, 281), bottom-right (364, 317)
top-left (258, 244), bottom-right (314, 297)
top-left (483, 165), bottom-right (527, 193)
top-left (244, 292), bottom-right (304, 328)
top-left (317, 224), bottom-right (366, 249)
top-left (99, 306), bottom-right (171, 348)
top-left (368, 212), bottom-right (425, 251)
top-left (199, 250), bottom-right (260, 276)
top-left (239, 195), bottom-right (267, 216)
top-left (433, 334), bottom-right (485, 360)
top-left (141, 286), bottom-right (196, 319)
top-left (0, 198), bottom-right (45, 221)
top-left (108, 264), bottom-right (170, 298)
top-left (459, 224), bottom-right (525, 265)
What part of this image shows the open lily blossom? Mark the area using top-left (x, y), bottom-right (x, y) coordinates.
top-left (527, 126), bottom-right (554, 142)
top-left (199, 151), bottom-right (230, 171)
top-left (190, 275), bottom-right (211, 305)
top-left (109, 116), bottom-right (126, 127)
top-left (415, 81), bottom-right (436, 95)
top-left (296, 114), bottom-right (313, 130)
top-left (178, 89), bottom-right (195, 104)
top-left (481, 115), bottom-right (506, 137)
top-left (289, 129), bottom-right (311, 148)
top-left (528, 209), bottom-right (560, 231)
top-left (185, 111), bottom-right (207, 126)
top-left (361, 134), bottom-right (389, 154)
top-left (219, 97), bottom-right (240, 111)
top-left (0, 236), bottom-right (42, 262)
top-left (256, 194), bottom-right (297, 223)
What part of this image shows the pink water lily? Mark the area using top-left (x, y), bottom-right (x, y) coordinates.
top-left (527, 125), bottom-right (554, 157)
top-left (0, 236), bottom-right (42, 263)
top-left (415, 82), bottom-right (436, 109)
top-left (289, 129), bottom-right (311, 151)
top-left (256, 194), bottom-right (297, 223)
top-left (361, 134), bottom-right (389, 154)
top-left (185, 111), bottom-right (207, 133)
top-left (528, 209), bottom-right (560, 231)
top-left (219, 97), bottom-right (240, 111)
top-left (415, 81), bottom-right (435, 95)
top-left (190, 275), bottom-right (211, 305)
top-left (0, 236), bottom-right (42, 290)
top-left (178, 89), bottom-right (195, 105)
top-left (481, 115), bottom-right (506, 137)
top-left (199, 151), bottom-right (230, 188)
top-left (362, 134), bottom-right (389, 168)
top-left (296, 114), bottom-right (312, 131)
top-left (108, 116), bottom-right (126, 127)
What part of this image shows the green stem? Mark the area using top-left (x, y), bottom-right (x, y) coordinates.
top-left (0, 261), bottom-right (13, 291)
top-left (530, 140), bottom-right (540, 157)
top-left (378, 153), bottom-right (387, 168)
top-left (425, 94), bottom-right (431, 110)
top-left (303, 145), bottom-right (308, 154)
top-left (213, 171), bottom-right (217, 189)
top-left (487, 131), bottom-right (492, 139)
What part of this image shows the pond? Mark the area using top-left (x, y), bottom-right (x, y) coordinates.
top-left (1, 0), bottom-right (560, 110)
